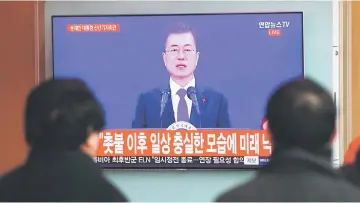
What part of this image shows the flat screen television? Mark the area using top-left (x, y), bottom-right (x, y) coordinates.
top-left (52, 12), bottom-right (304, 169)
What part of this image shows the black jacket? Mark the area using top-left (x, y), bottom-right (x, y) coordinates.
top-left (215, 148), bottom-right (360, 202)
top-left (0, 149), bottom-right (128, 202)
top-left (340, 164), bottom-right (360, 188)
top-left (339, 149), bottom-right (360, 188)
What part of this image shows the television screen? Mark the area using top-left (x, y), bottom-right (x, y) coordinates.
top-left (52, 12), bottom-right (303, 169)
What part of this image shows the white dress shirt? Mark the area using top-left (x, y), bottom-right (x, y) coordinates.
top-left (169, 77), bottom-right (195, 121)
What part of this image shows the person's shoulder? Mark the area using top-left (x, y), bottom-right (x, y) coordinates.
top-left (89, 176), bottom-right (129, 201)
top-left (339, 164), bottom-right (355, 174)
top-left (0, 165), bottom-right (24, 184)
top-left (337, 164), bottom-right (360, 191)
top-left (0, 166), bottom-right (25, 199)
top-left (215, 186), bottom-right (250, 202)
top-left (336, 179), bottom-right (360, 200)
top-left (143, 88), bottom-right (162, 96)
top-left (214, 180), bottom-right (256, 202)
top-left (137, 86), bottom-right (166, 98)
top-left (200, 86), bottom-right (227, 99)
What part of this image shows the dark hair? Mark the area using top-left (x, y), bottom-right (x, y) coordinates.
top-left (166, 21), bottom-right (196, 41)
top-left (266, 78), bottom-right (336, 151)
top-left (25, 78), bottom-right (105, 150)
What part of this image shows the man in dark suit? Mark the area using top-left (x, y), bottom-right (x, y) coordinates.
top-left (0, 79), bottom-right (128, 201)
top-left (215, 78), bottom-right (360, 201)
top-left (132, 22), bottom-right (231, 129)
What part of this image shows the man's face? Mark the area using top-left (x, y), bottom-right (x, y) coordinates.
top-left (162, 32), bottom-right (200, 78)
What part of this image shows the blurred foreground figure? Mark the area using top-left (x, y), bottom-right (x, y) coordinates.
top-left (340, 149), bottom-right (360, 188)
top-left (343, 136), bottom-right (360, 165)
top-left (215, 78), bottom-right (360, 202)
top-left (0, 79), bottom-right (128, 202)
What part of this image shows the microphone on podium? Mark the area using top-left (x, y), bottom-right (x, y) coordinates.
top-left (187, 87), bottom-right (202, 128)
top-left (160, 89), bottom-right (170, 128)
top-left (187, 87), bottom-right (201, 115)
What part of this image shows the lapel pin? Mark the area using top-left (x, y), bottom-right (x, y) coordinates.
top-left (202, 97), bottom-right (206, 103)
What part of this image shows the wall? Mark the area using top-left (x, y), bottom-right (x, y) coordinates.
top-left (45, 1), bottom-right (333, 201)
top-left (0, 1), bottom-right (45, 174)
top-left (339, 1), bottom-right (360, 157)
top-left (339, 1), bottom-right (351, 163)
top-left (350, 2), bottom-right (360, 141)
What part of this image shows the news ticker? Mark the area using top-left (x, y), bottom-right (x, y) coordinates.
top-left (96, 130), bottom-right (272, 157)
top-left (95, 156), bottom-right (270, 169)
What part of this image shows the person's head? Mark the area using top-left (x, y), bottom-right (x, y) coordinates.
top-left (266, 78), bottom-right (336, 152)
top-left (162, 22), bottom-right (200, 79)
top-left (25, 78), bottom-right (105, 157)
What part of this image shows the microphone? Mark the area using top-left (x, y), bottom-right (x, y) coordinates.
top-left (160, 89), bottom-right (170, 128)
top-left (160, 89), bottom-right (170, 117)
top-left (187, 87), bottom-right (201, 115)
top-left (187, 87), bottom-right (202, 128)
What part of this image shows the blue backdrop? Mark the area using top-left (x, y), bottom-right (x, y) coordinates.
top-left (52, 12), bottom-right (303, 130)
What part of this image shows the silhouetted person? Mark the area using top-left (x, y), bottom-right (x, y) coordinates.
top-left (340, 149), bottom-right (360, 188)
top-left (215, 78), bottom-right (360, 202)
top-left (0, 79), bottom-right (128, 202)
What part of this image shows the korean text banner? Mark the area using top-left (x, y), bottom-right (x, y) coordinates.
top-left (95, 130), bottom-right (271, 169)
